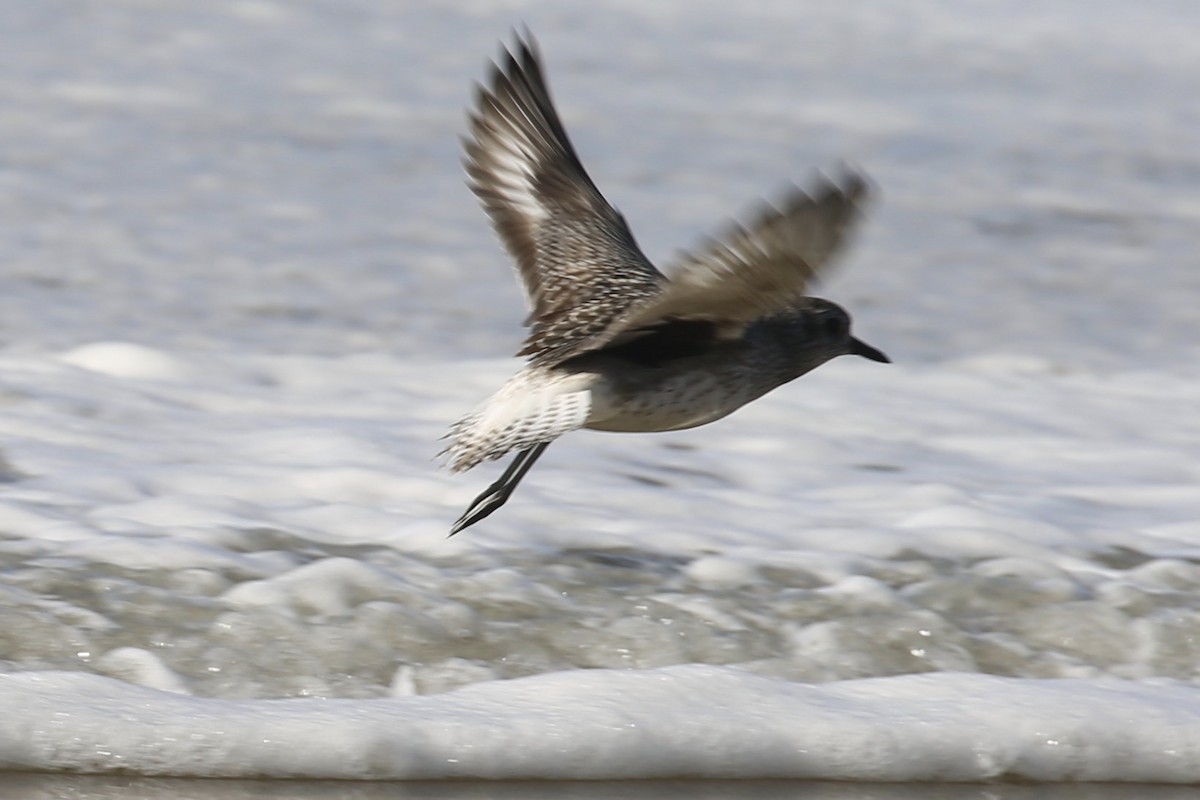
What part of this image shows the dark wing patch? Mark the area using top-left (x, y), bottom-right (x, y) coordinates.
top-left (586, 319), bottom-right (723, 367)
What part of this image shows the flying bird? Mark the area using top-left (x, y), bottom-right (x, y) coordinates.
top-left (444, 34), bottom-right (888, 535)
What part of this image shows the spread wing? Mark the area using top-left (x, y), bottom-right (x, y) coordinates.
top-left (617, 171), bottom-right (871, 337)
top-left (465, 35), bottom-right (666, 367)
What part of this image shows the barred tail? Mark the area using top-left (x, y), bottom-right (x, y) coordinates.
top-left (442, 369), bottom-right (593, 472)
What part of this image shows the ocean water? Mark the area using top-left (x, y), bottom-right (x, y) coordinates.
top-left (1, 0), bottom-right (1199, 786)
top-left (7, 774), bottom-right (1200, 800)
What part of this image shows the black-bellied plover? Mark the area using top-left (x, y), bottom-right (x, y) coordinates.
top-left (445, 34), bottom-right (889, 535)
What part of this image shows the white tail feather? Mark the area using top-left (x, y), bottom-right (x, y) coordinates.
top-left (443, 368), bottom-right (593, 472)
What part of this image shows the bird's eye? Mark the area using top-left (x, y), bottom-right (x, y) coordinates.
top-left (822, 315), bottom-right (849, 337)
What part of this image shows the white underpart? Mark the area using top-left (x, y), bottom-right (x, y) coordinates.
top-left (444, 366), bottom-right (594, 471)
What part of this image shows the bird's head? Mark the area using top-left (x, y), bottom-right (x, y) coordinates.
top-left (770, 297), bottom-right (890, 374)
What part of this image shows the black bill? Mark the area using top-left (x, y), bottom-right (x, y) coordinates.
top-left (849, 337), bottom-right (890, 363)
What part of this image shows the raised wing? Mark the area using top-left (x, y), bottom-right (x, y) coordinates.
top-left (465, 35), bottom-right (665, 366)
top-left (618, 172), bottom-right (871, 336)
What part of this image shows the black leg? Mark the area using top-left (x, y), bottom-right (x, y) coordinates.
top-left (450, 442), bottom-right (550, 536)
